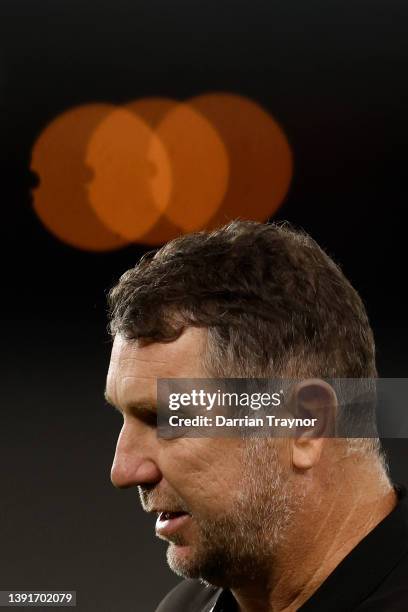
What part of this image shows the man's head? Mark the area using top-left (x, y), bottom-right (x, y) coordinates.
top-left (106, 220), bottom-right (387, 585)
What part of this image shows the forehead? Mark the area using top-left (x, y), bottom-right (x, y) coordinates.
top-left (106, 327), bottom-right (207, 409)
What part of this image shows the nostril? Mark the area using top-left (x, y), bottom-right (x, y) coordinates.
top-left (110, 457), bottom-right (162, 489)
top-left (133, 459), bottom-right (162, 486)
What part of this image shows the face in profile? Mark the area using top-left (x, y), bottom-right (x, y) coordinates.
top-left (107, 328), bottom-right (301, 586)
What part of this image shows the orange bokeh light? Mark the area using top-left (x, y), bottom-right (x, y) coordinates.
top-left (86, 106), bottom-right (172, 242)
top-left (189, 92), bottom-right (293, 228)
top-left (31, 93), bottom-right (293, 251)
top-left (31, 103), bottom-right (130, 251)
top-left (125, 97), bottom-right (183, 246)
top-left (152, 102), bottom-right (230, 232)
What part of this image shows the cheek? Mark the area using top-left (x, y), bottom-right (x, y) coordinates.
top-left (158, 439), bottom-right (245, 508)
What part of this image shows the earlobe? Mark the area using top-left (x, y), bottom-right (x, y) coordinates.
top-left (292, 436), bottom-right (324, 470)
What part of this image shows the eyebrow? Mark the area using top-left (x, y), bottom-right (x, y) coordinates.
top-left (104, 390), bottom-right (157, 425)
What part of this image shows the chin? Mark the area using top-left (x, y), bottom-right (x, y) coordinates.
top-left (166, 542), bottom-right (202, 579)
top-left (166, 541), bottom-right (237, 587)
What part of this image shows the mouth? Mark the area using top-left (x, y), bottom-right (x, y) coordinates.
top-left (155, 510), bottom-right (192, 538)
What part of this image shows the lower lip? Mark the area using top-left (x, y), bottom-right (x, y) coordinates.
top-left (156, 513), bottom-right (191, 537)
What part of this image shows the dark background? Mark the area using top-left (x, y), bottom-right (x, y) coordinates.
top-left (1, 1), bottom-right (407, 610)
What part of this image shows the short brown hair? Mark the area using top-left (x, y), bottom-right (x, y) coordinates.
top-left (108, 220), bottom-right (377, 380)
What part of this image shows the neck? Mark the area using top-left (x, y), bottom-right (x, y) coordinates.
top-left (231, 458), bottom-right (397, 612)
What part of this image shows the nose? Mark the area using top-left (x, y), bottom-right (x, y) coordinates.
top-left (110, 419), bottom-right (162, 488)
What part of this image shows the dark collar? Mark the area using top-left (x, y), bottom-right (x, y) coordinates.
top-left (212, 484), bottom-right (408, 612)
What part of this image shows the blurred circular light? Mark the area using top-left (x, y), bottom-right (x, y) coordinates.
top-left (189, 92), bottom-right (293, 228)
top-left (86, 107), bottom-right (172, 241)
top-left (31, 94), bottom-right (293, 251)
top-left (125, 97), bottom-right (183, 246)
top-left (151, 102), bottom-right (230, 232)
top-left (31, 103), bottom-right (130, 251)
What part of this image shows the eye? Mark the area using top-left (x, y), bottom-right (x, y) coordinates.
top-left (129, 405), bottom-right (158, 429)
top-left (145, 411), bottom-right (158, 429)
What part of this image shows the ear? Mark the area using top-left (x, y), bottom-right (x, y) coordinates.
top-left (289, 379), bottom-right (337, 470)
